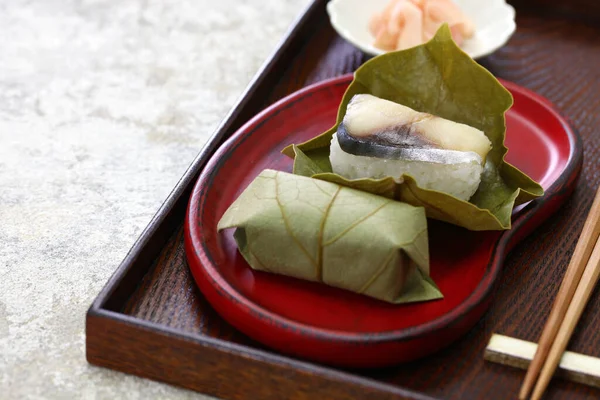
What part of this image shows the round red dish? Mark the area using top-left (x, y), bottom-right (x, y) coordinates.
top-left (184, 74), bottom-right (581, 368)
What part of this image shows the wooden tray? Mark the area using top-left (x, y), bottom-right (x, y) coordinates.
top-left (86, 1), bottom-right (600, 399)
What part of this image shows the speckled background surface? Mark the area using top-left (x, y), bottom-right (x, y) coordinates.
top-left (0, 0), bottom-right (309, 398)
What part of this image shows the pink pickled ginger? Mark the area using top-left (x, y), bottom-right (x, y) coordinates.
top-left (369, 0), bottom-right (475, 51)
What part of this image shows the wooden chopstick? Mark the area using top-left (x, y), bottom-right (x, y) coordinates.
top-left (530, 231), bottom-right (600, 400)
top-left (519, 187), bottom-right (600, 400)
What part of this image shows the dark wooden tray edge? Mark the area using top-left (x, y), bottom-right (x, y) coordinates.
top-left (85, 0), bottom-right (593, 398)
top-left (87, 307), bottom-right (436, 400)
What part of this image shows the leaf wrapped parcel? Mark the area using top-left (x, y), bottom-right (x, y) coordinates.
top-left (282, 24), bottom-right (544, 231)
top-left (217, 169), bottom-right (442, 304)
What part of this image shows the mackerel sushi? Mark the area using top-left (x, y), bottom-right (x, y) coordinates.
top-left (329, 94), bottom-right (492, 201)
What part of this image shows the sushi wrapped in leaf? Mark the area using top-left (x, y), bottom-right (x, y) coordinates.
top-left (331, 93), bottom-right (491, 201)
top-left (282, 24), bottom-right (543, 231)
top-left (217, 169), bottom-right (442, 304)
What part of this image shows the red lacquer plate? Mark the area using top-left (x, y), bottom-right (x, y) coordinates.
top-left (184, 74), bottom-right (582, 368)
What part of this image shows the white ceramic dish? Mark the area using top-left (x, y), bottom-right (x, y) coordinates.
top-left (326, 0), bottom-right (516, 59)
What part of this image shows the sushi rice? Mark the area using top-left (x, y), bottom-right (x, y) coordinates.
top-left (329, 134), bottom-right (483, 201)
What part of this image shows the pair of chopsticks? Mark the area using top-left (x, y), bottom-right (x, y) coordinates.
top-left (519, 187), bottom-right (600, 400)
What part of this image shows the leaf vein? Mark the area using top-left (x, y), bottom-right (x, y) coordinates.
top-left (313, 180), bottom-right (333, 197)
top-left (358, 250), bottom-right (396, 294)
top-left (248, 248), bottom-right (273, 273)
top-left (274, 172), bottom-right (318, 267)
top-left (316, 186), bottom-right (341, 281)
top-left (323, 200), bottom-right (391, 246)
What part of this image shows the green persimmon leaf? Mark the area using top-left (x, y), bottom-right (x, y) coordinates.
top-left (218, 169), bottom-right (442, 304)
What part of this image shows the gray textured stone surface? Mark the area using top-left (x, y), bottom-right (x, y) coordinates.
top-left (0, 0), bottom-right (309, 398)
